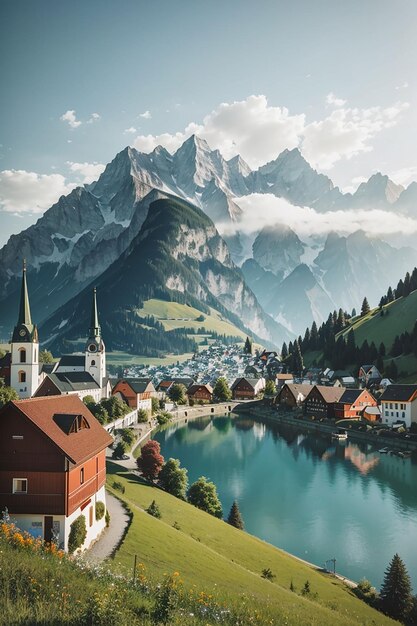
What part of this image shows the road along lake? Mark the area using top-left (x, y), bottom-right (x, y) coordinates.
top-left (154, 413), bottom-right (417, 589)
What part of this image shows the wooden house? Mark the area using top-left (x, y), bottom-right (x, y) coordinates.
top-left (187, 384), bottom-right (213, 403)
top-left (333, 388), bottom-right (377, 420)
top-left (276, 383), bottom-right (313, 408)
top-left (304, 385), bottom-right (345, 419)
top-left (0, 395), bottom-right (112, 551)
top-left (231, 377), bottom-right (265, 400)
top-left (112, 378), bottom-right (155, 412)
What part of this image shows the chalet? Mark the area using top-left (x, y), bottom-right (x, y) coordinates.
top-left (379, 384), bottom-right (417, 427)
top-left (275, 373), bottom-right (294, 389)
top-left (112, 378), bottom-right (155, 412)
top-left (334, 389), bottom-right (377, 420)
top-left (358, 365), bottom-right (382, 386)
top-left (231, 377), bottom-right (265, 400)
top-left (156, 377), bottom-right (194, 395)
top-left (304, 385), bottom-right (345, 419)
top-left (187, 384), bottom-right (213, 403)
top-left (276, 383), bottom-right (313, 408)
top-left (0, 395), bottom-right (112, 552)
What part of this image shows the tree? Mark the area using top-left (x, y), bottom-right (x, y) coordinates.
top-left (244, 336), bottom-right (253, 355)
top-left (387, 286), bottom-right (394, 302)
top-left (213, 377), bottom-right (232, 401)
top-left (361, 297), bottom-right (370, 316)
top-left (39, 349), bottom-right (54, 363)
top-left (281, 342), bottom-right (288, 359)
top-left (264, 379), bottom-right (276, 395)
top-left (112, 441), bottom-right (127, 459)
top-left (146, 500), bottom-right (161, 519)
top-left (168, 383), bottom-right (187, 405)
top-left (102, 396), bottom-right (129, 419)
top-left (380, 554), bottom-right (413, 622)
top-left (0, 383), bottom-right (18, 409)
top-left (159, 458), bottom-right (188, 499)
top-left (188, 476), bottom-right (223, 518)
top-left (227, 500), bottom-right (244, 530)
top-left (151, 396), bottom-right (160, 414)
top-left (137, 440), bottom-right (164, 481)
top-left (292, 340), bottom-right (304, 377)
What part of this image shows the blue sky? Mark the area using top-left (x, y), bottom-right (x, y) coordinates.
top-left (1, 0), bottom-right (416, 245)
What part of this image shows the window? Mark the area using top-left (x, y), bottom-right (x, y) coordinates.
top-left (91, 360), bottom-right (96, 366)
top-left (80, 468), bottom-right (85, 484)
top-left (402, 412), bottom-right (405, 418)
top-left (395, 403), bottom-right (398, 409)
top-left (12, 478), bottom-right (27, 494)
top-left (18, 371), bottom-right (26, 383)
top-left (390, 403), bottom-right (393, 409)
top-left (19, 348), bottom-right (26, 363)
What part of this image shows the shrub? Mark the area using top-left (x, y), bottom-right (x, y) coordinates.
top-left (112, 480), bottom-right (125, 494)
top-left (68, 515), bottom-right (87, 554)
top-left (261, 568), bottom-right (275, 581)
top-left (157, 411), bottom-right (173, 425)
top-left (112, 441), bottom-right (127, 459)
top-left (187, 476), bottom-right (222, 518)
top-left (138, 408), bottom-right (149, 423)
top-left (301, 580), bottom-right (311, 595)
top-left (95, 501), bottom-right (105, 521)
top-left (146, 500), bottom-right (161, 519)
top-left (119, 428), bottom-right (136, 446)
top-left (151, 397), bottom-right (160, 414)
top-left (105, 509), bottom-right (110, 527)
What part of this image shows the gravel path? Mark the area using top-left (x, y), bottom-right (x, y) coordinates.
top-left (86, 493), bottom-right (130, 562)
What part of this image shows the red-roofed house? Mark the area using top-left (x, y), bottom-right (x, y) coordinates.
top-left (0, 395), bottom-right (112, 552)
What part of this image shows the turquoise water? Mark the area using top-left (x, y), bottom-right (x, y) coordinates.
top-left (154, 414), bottom-right (417, 590)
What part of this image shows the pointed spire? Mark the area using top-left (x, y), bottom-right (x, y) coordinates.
top-left (18, 259), bottom-right (32, 326)
top-left (89, 287), bottom-right (101, 337)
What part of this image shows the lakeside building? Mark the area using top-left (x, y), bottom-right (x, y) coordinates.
top-left (379, 384), bottom-right (417, 427)
top-left (112, 378), bottom-right (155, 412)
top-left (0, 395), bottom-right (112, 551)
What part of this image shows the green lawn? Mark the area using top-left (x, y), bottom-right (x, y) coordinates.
top-left (106, 463), bottom-right (395, 626)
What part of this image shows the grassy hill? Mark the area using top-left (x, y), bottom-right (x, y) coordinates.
top-left (106, 462), bottom-right (396, 626)
top-left (336, 291), bottom-right (417, 381)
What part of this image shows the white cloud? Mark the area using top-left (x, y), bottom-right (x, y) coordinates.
top-left (139, 110), bottom-right (152, 119)
top-left (134, 95), bottom-right (305, 168)
top-left (326, 92), bottom-right (347, 107)
top-left (131, 95), bottom-right (409, 171)
top-left (87, 112), bottom-right (101, 124)
top-left (0, 170), bottom-right (75, 213)
top-left (389, 166), bottom-right (417, 187)
top-left (60, 110), bottom-right (82, 128)
top-left (124, 126), bottom-right (137, 134)
top-left (395, 81), bottom-right (409, 90)
top-left (302, 102), bottom-right (409, 170)
top-left (218, 193), bottom-right (417, 238)
top-left (67, 161), bottom-right (105, 184)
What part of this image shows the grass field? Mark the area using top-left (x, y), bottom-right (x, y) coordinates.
top-left (138, 299), bottom-right (248, 340)
top-left (106, 463), bottom-right (395, 626)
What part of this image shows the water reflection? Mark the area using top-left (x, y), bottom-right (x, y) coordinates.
top-left (154, 414), bottom-right (417, 589)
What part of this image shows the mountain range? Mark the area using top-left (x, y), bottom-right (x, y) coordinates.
top-left (1, 134), bottom-right (417, 348)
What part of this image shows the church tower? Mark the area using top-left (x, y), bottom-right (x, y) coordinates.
top-left (10, 260), bottom-right (39, 398)
top-left (85, 288), bottom-right (106, 387)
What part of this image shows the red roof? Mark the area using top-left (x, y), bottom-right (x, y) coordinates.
top-left (6, 395), bottom-right (112, 466)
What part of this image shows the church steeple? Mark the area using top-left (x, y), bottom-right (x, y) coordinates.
top-left (85, 287), bottom-right (106, 387)
top-left (89, 287), bottom-right (101, 338)
top-left (12, 260), bottom-right (38, 343)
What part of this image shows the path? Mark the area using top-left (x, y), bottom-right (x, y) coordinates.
top-left (86, 493), bottom-right (130, 562)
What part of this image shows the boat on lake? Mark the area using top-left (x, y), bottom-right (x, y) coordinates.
top-left (332, 431), bottom-right (348, 440)
top-left (378, 447), bottom-right (389, 454)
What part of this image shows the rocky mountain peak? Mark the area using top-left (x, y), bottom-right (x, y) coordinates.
top-left (353, 172), bottom-right (404, 206)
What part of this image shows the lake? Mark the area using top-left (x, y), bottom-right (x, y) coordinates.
top-left (154, 413), bottom-right (417, 590)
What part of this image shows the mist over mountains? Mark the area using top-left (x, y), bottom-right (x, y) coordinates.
top-left (1, 134), bottom-right (417, 345)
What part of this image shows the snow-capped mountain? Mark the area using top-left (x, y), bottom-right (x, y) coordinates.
top-left (1, 134), bottom-right (417, 341)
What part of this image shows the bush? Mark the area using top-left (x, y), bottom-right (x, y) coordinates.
top-left (95, 501), bottom-right (105, 521)
top-left (261, 568), bottom-right (275, 581)
top-left (112, 441), bottom-right (127, 459)
top-left (138, 408), bottom-right (149, 423)
top-left (105, 509), bottom-right (110, 527)
top-left (151, 397), bottom-right (160, 414)
top-left (157, 411), bottom-right (173, 425)
top-left (112, 480), bottom-right (125, 494)
top-left (68, 515), bottom-right (87, 554)
top-left (146, 500), bottom-right (161, 519)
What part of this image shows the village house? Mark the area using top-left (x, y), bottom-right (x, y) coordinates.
top-left (275, 383), bottom-right (313, 408)
top-left (275, 373), bottom-right (294, 389)
top-left (186, 383), bottom-right (213, 403)
top-left (379, 384), bottom-right (417, 427)
top-left (333, 388), bottom-right (378, 420)
top-left (0, 395), bottom-right (112, 551)
top-left (112, 378), bottom-right (155, 413)
top-left (231, 377), bottom-right (265, 400)
top-left (304, 385), bottom-right (346, 419)
top-left (358, 364), bottom-right (382, 387)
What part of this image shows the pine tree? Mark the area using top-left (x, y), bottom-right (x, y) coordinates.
top-left (310, 321), bottom-right (318, 350)
top-left (293, 340), bottom-right (304, 377)
top-left (396, 279), bottom-right (404, 299)
top-left (351, 308), bottom-right (357, 317)
top-left (387, 286), bottom-right (394, 302)
top-left (346, 329), bottom-right (356, 363)
top-left (227, 500), bottom-right (244, 530)
top-left (361, 297), bottom-right (370, 316)
top-left (336, 308), bottom-right (345, 332)
top-left (281, 342), bottom-right (288, 359)
top-left (244, 336), bottom-right (253, 354)
top-left (380, 554), bottom-right (413, 622)
top-left (403, 272), bottom-right (411, 297)
top-left (379, 342), bottom-right (386, 357)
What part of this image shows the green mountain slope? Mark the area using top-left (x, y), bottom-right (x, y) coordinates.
top-left (106, 463), bottom-right (396, 626)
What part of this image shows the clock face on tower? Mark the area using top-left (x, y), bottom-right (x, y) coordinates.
top-left (88, 343), bottom-right (97, 353)
top-left (19, 329), bottom-right (26, 337)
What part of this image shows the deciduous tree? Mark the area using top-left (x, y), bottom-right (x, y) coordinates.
top-left (159, 458), bottom-right (188, 499)
top-left (137, 440), bottom-right (164, 481)
top-left (188, 476), bottom-right (223, 518)
top-left (213, 377), bottom-right (232, 401)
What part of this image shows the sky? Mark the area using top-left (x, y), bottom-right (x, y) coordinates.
top-left (1, 0), bottom-right (417, 246)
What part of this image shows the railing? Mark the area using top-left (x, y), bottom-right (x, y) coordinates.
top-left (103, 409), bottom-right (139, 433)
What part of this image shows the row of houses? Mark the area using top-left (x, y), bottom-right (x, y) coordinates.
top-left (276, 382), bottom-right (417, 428)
